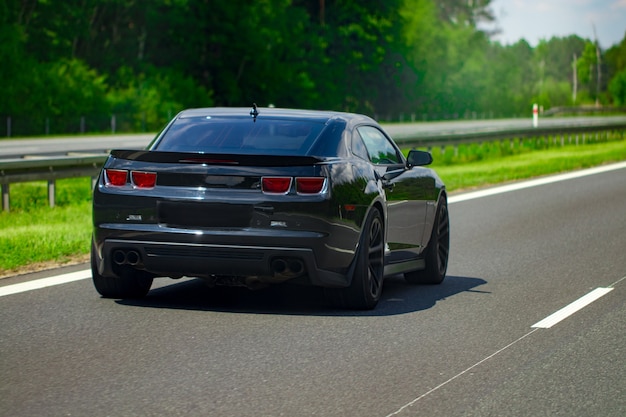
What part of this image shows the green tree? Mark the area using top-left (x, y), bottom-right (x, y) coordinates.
top-left (609, 69), bottom-right (626, 105)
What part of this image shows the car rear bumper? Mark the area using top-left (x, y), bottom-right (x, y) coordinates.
top-left (93, 224), bottom-right (354, 288)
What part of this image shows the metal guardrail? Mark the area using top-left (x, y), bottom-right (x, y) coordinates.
top-left (542, 106), bottom-right (626, 117)
top-left (1, 119), bottom-right (626, 211)
top-left (389, 118), bottom-right (626, 146)
top-left (0, 154), bottom-right (107, 211)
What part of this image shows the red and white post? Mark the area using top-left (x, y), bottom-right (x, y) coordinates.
top-left (532, 103), bottom-right (539, 128)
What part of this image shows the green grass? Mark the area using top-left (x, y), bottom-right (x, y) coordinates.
top-left (432, 139), bottom-right (626, 190)
top-left (0, 178), bottom-right (93, 272)
top-left (1, 135), bottom-right (625, 273)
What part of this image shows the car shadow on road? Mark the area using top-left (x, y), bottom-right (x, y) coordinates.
top-left (116, 274), bottom-right (489, 317)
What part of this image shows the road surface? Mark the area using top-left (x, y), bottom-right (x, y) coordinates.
top-left (1, 163), bottom-right (625, 416)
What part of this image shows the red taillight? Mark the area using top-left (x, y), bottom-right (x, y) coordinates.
top-left (296, 177), bottom-right (326, 194)
top-left (262, 177), bottom-right (292, 194)
top-left (131, 171), bottom-right (157, 188)
top-left (104, 169), bottom-right (157, 188)
top-left (104, 169), bottom-right (128, 186)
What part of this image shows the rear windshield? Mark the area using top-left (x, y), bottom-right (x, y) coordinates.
top-left (153, 116), bottom-right (327, 156)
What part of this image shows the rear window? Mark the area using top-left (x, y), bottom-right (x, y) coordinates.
top-left (153, 116), bottom-right (326, 156)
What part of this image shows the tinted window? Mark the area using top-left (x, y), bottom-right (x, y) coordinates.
top-left (154, 116), bottom-right (326, 156)
top-left (351, 131), bottom-right (370, 161)
top-left (357, 126), bottom-right (401, 164)
top-left (307, 119), bottom-right (346, 157)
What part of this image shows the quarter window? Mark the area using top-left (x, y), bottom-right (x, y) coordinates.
top-left (351, 131), bottom-right (370, 161)
top-left (357, 126), bottom-right (401, 165)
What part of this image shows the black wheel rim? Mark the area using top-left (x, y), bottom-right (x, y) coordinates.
top-left (435, 202), bottom-right (450, 275)
top-left (367, 215), bottom-right (384, 297)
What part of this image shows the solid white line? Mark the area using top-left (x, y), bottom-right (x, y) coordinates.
top-left (0, 269), bottom-right (91, 298)
top-left (3, 162), bottom-right (625, 297)
top-left (448, 161), bottom-right (626, 204)
top-left (531, 287), bottom-right (614, 329)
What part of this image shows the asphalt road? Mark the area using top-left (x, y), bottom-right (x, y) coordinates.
top-left (1, 164), bottom-right (625, 416)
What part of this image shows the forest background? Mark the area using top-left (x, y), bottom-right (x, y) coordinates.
top-left (2, 0), bottom-right (626, 136)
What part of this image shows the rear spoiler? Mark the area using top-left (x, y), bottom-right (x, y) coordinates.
top-left (110, 150), bottom-right (326, 167)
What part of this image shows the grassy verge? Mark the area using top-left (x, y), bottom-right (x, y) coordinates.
top-left (0, 178), bottom-right (93, 274)
top-left (430, 138), bottom-right (626, 190)
top-left (1, 135), bottom-right (625, 274)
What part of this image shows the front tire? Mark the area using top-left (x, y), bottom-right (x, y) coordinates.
top-left (405, 194), bottom-right (449, 285)
top-left (91, 242), bottom-right (153, 299)
top-left (326, 209), bottom-right (385, 310)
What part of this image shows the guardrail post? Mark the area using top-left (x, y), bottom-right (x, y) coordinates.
top-left (48, 180), bottom-right (55, 208)
top-left (2, 184), bottom-right (9, 212)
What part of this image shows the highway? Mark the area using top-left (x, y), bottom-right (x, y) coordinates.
top-left (1, 162), bottom-right (625, 416)
top-left (2, 115), bottom-right (626, 158)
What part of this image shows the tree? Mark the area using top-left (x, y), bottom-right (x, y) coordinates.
top-left (609, 69), bottom-right (626, 105)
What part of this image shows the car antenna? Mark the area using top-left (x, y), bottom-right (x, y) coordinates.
top-left (250, 103), bottom-right (259, 122)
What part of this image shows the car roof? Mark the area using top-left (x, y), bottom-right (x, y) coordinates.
top-left (177, 107), bottom-right (376, 126)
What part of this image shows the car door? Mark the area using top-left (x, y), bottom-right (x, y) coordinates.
top-left (354, 126), bottom-right (430, 258)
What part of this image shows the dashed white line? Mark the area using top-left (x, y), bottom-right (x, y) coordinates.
top-left (531, 287), bottom-right (614, 329)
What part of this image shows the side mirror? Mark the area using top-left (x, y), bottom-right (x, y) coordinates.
top-left (407, 150), bottom-right (433, 167)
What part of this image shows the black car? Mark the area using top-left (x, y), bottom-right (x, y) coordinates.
top-left (91, 107), bottom-right (449, 309)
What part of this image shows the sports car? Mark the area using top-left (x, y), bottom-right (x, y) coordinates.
top-left (91, 106), bottom-right (449, 309)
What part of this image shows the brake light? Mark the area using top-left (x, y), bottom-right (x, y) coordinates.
top-left (131, 171), bottom-right (157, 188)
top-left (296, 177), bottom-right (326, 194)
top-left (104, 169), bottom-right (157, 188)
top-left (104, 169), bottom-right (128, 186)
top-left (262, 177), bottom-right (292, 194)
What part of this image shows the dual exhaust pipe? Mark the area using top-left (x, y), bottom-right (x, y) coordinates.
top-left (113, 249), bottom-right (141, 266)
top-left (270, 258), bottom-right (305, 278)
top-left (112, 250), bottom-right (303, 279)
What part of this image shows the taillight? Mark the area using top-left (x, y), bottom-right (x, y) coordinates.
top-left (104, 169), bottom-right (157, 188)
top-left (261, 177), bottom-right (326, 194)
top-left (296, 177), bottom-right (326, 194)
top-left (104, 169), bottom-right (128, 186)
top-left (262, 177), bottom-right (292, 194)
top-left (131, 171), bottom-right (157, 188)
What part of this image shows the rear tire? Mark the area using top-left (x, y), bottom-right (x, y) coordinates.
top-left (91, 242), bottom-right (153, 298)
top-left (405, 194), bottom-right (449, 285)
top-left (325, 209), bottom-right (385, 310)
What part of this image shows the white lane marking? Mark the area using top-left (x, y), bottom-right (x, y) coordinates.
top-left (448, 161), bottom-right (626, 204)
top-left (386, 283), bottom-right (620, 415)
top-left (531, 287), bottom-right (614, 329)
top-left (3, 161), bottom-right (626, 297)
top-left (0, 269), bottom-right (91, 298)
